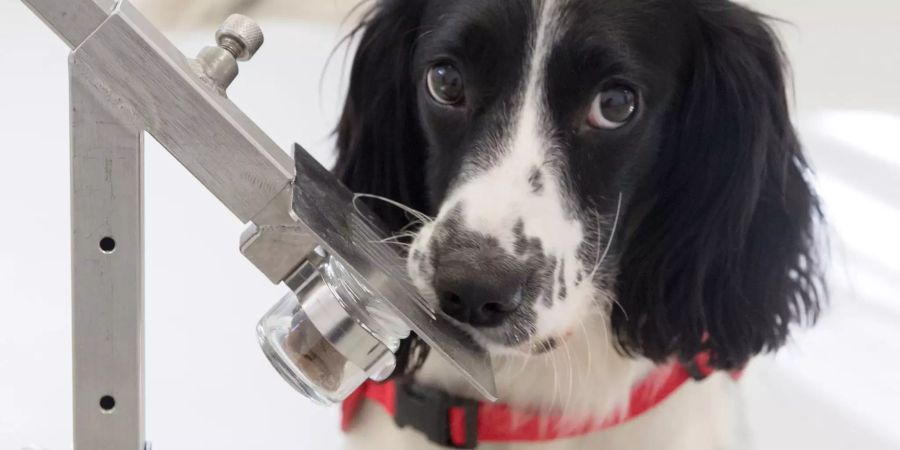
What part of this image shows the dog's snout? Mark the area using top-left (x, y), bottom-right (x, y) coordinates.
top-left (433, 254), bottom-right (525, 327)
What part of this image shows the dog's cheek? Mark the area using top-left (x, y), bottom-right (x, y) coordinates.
top-left (532, 298), bottom-right (577, 339)
top-left (532, 258), bottom-right (604, 338)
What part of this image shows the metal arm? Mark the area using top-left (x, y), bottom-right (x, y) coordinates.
top-left (22, 0), bottom-right (116, 49)
top-left (31, 0), bottom-right (309, 281)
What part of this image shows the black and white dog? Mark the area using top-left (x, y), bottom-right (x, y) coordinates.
top-left (335, 0), bottom-right (823, 448)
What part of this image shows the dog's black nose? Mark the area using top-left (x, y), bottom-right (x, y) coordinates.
top-left (433, 257), bottom-right (525, 327)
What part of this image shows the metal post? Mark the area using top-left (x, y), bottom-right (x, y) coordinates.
top-left (70, 60), bottom-right (145, 450)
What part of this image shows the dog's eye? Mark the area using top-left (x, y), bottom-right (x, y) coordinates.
top-left (587, 86), bottom-right (636, 129)
top-left (426, 63), bottom-right (465, 106)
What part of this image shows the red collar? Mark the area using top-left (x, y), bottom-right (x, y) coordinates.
top-left (342, 353), bottom-right (740, 448)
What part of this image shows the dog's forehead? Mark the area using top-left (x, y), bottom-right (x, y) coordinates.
top-left (416, 0), bottom-right (535, 76)
top-left (417, 0), bottom-right (686, 51)
top-left (415, 0), bottom-right (687, 108)
top-left (555, 0), bottom-right (692, 87)
top-left (420, 0), bottom-right (536, 35)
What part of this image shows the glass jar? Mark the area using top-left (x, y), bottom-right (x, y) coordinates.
top-left (257, 248), bottom-right (411, 404)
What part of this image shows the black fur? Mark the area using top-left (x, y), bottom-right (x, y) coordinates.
top-left (613, 1), bottom-right (823, 369)
top-left (334, 0), bottom-right (431, 232)
top-left (334, 0), bottom-right (823, 372)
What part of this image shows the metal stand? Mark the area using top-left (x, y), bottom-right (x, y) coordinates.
top-left (22, 1), bottom-right (496, 448)
top-left (70, 65), bottom-right (146, 449)
top-left (25, 1), bottom-right (301, 448)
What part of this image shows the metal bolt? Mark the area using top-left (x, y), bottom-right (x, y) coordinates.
top-left (215, 14), bottom-right (264, 61)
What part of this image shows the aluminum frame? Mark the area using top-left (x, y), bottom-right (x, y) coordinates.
top-left (25, 1), bottom-right (315, 448)
top-left (21, 1), bottom-right (496, 448)
top-left (70, 60), bottom-right (146, 450)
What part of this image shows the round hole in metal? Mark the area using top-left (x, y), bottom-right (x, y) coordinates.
top-left (99, 237), bottom-right (117, 253)
top-left (99, 395), bottom-right (116, 413)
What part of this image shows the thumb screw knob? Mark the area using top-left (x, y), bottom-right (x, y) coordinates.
top-left (215, 14), bottom-right (264, 61)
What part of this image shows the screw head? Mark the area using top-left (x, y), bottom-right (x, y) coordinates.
top-left (215, 14), bottom-right (264, 61)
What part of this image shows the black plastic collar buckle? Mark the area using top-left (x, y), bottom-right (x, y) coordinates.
top-left (682, 357), bottom-right (711, 381)
top-left (394, 381), bottom-right (479, 449)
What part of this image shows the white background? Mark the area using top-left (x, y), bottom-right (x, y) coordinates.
top-left (1, 0), bottom-right (899, 449)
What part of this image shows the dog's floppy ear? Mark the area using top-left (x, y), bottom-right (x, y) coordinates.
top-left (335, 0), bottom-right (429, 232)
top-left (334, 0), bottom-right (432, 378)
top-left (613, 3), bottom-right (824, 369)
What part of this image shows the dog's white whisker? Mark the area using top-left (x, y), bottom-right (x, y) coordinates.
top-left (352, 193), bottom-right (434, 224)
top-left (587, 208), bottom-right (604, 284)
top-left (578, 318), bottom-right (594, 381)
top-left (370, 239), bottom-right (412, 248)
top-left (551, 346), bottom-right (562, 412)
top-left (378, 233), bottom-right (418, 243)
top-left (562, 335), bottom-right (575, 414)
top-left (398, 219), bottom-right (426, 234)
top-left (588, 192), bottom-right (623, 282)
top-left (597, 308), bottom-right (612, 361)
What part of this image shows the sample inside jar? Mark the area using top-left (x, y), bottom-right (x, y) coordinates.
top-left (283, 307), bottom-right (345, 393)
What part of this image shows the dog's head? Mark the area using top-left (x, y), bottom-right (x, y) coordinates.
top-left (336, 0), bottom-right (822, 369)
